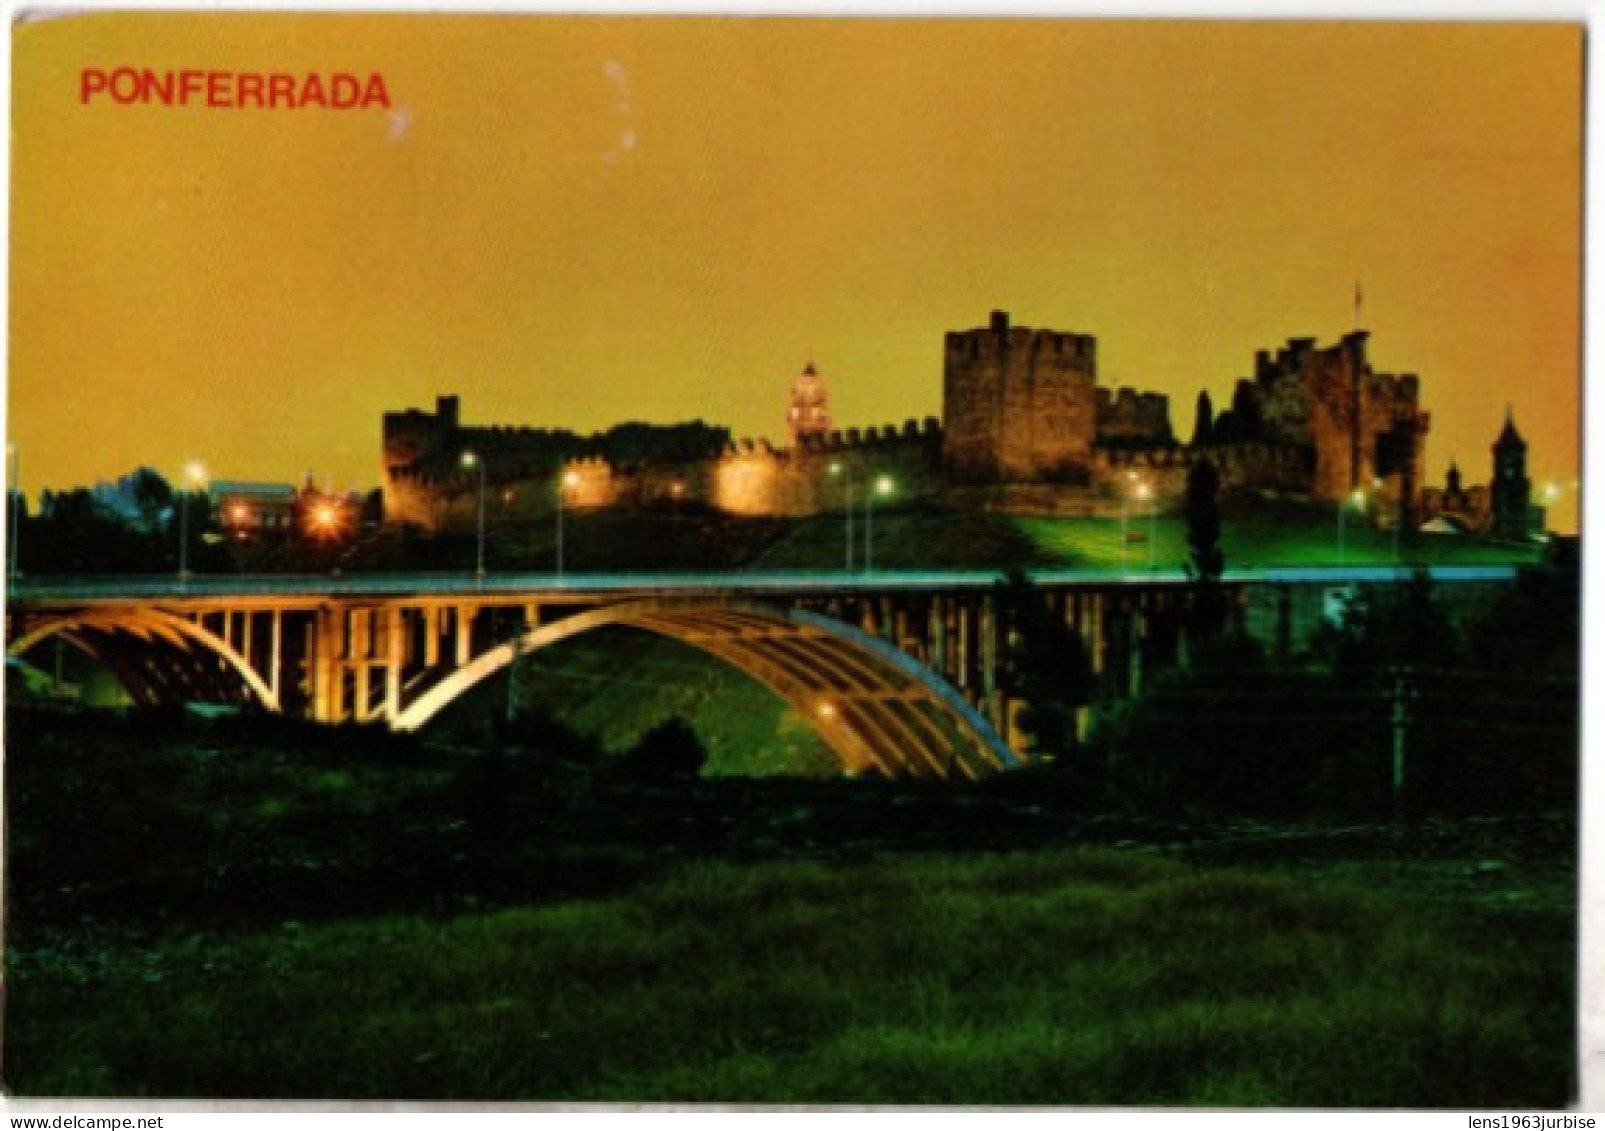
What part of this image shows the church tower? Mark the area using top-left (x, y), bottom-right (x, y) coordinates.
top-left (1490, 408), bottom-right (1532, 541)
top-left (787, 362), bottom-right (831, 445)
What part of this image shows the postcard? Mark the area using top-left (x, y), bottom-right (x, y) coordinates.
top-left (3, 8), bottom-right (1588, 1113)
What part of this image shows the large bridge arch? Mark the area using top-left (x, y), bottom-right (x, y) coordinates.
top-left (395, 598), bottom-right (1018, 781)
top-left (7, 608), bottom-right (280, 712)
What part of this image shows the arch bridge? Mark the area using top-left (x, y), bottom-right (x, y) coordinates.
top-left (5, 567), bottom-right (1516, 780)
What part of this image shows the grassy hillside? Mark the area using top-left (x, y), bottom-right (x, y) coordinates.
top-left (1014, 497), bottom-right (1545, 573)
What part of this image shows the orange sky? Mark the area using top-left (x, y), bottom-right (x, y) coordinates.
top-left (9, 15), bottom-right (1583, 528)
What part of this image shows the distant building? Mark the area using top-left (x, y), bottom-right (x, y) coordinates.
top-left (1419, 408), bottom-right (1545, 541)
top-left (212, 481), bottom-right (297, 541)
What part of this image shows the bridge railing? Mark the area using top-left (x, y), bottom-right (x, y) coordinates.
top-left (4, 564), bottom-right (1519, 603)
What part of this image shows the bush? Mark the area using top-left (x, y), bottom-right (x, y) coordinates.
top-left (616, 719), bottom-right (707, 784)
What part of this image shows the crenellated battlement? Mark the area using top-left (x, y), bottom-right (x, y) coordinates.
top-left (1096, 386), bottom-right (1173, 444)
top-left (795, 416), bottom-right (943, 453)
top-left (944, 310), bottom-right (1097, 369)
top-left (1365, 371), bottom-right (1421, 402)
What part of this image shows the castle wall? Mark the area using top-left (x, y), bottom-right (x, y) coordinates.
top-left (1096, 387), bottom-right (1172, 445)
top-left (409, 417), bottom-right (947, 527)
top-left (709, 422), bottom-right (944, 516)
top-left (947, 440), bottom-right (1312, 516)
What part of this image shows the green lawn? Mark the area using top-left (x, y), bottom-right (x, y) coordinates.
top-left (751, 501), bottom-right (1543, 574)
top-left (1014, 504), bottom-right (1544, 572)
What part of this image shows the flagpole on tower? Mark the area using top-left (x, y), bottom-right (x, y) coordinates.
top-left (1354, 281), bottom-right (1363, 331)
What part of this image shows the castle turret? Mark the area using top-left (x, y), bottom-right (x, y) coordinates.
top-left (1490, 407), bottom-right (1532, 540)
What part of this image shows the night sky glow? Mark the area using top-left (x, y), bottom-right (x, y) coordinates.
top-left (10, 15), bottom-right (1582, 529)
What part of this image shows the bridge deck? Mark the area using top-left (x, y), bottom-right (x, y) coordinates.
top-left (7, 564), bottom-right (1520, 604)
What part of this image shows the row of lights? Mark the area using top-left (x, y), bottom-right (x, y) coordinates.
top-left (461, 450), bottom-right (582, 582)
top-left (458, 453), bottom-right (905, 580)
top-left (829, 462), bottom-right (895, 573)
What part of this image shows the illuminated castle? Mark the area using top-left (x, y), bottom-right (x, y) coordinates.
top-left (382, 310), bottom-right (1534, 540)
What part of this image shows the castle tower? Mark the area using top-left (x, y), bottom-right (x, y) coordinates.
top-left (942, 310), bottom-right (1099, 485)
top-left (1237, 330), bottom-right (1428, 518)
top-left (787, 362), bottom-right (831, 446)
top-left (1490, 408), bottom-right (1532, 541)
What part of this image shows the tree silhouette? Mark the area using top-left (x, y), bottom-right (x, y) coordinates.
top-left (997, 567), bottom-right (1096, 759)
top-left (1184, 458), bottom-right (1228, 642)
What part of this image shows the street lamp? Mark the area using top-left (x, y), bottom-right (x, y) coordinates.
top-left (7, 443), bottom-right (19, 585)
top-left (177, 459), bottom-right (206, 583)
top-left (1120, 493), bottom-right (1130, 576)
top-left (556, 468), bottom-right (580, 577)
top-left (461, 450), bottom-right (486, 580)
top-left (830, 462), bottom-right (854, 571)
top-left (1339, 488), bottom-right (1365, 566)
top-left (1135, 481), bottom-right (1155, 571)
top-left (1119, 470), bottom-right (1140, 576)
top-left (864, 474), bottom-right (893, 574)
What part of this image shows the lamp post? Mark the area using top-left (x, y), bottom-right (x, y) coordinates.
top-left (1120, 494), bottom-right (1129, 577)
top-left (177, 460), bottom-right (206, 584)
top-left (7, 443), bottom-right (18, 586)
top-left (556, 469), bottom-right (580, 578)
top-left (864, 475), bottom-right (893, 574)
top-left (460, 451), bottom-right (486, 580)
top-left (830, 462), bottom-right (854, 571)
top-left (1389, 481), bottom-right (1402, 567)
top-left (1135, 481), bottom-right (1155, 571)
top-left (1339, 488), bottom-right (1365, 566)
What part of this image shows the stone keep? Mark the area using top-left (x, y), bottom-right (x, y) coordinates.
top-left (942, 310), bottom-right (1100, 486)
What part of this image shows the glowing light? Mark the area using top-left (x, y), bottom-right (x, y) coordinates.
top-left (563, 470), bottom-right (581, 489)
top-left (183, 460), bottom-right (206, 487)
top-left (818, 702), bottom-right (836, 719)
top-left (874, 475), bottom-right (894, 495)
top-left (460, 450), bottom-right (479, 470)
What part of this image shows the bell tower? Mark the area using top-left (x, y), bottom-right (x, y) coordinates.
top-left (787, 362), bottom-right (832, 445)
top-left (1490, 407), bottom-right (1532, 541)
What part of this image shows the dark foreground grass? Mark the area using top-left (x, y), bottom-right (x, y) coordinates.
top-left (7, 849), bottom-right (1573, 1106)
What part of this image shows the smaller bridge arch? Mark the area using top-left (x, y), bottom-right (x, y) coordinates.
top-left (395, 598), bottom-right (1017, 781)
top-left (7, 608), bottom-right (280, 713)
